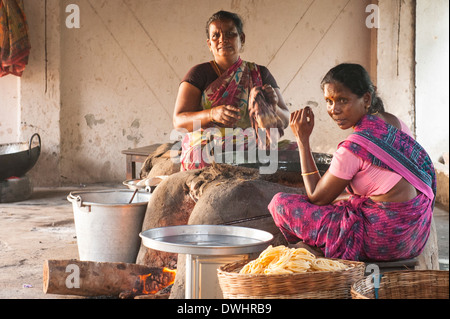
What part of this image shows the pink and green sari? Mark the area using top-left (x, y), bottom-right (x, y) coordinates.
top-left (180, 58), bottom-right (262, 171)
top-left (268, 115), bottom-right (436, 261)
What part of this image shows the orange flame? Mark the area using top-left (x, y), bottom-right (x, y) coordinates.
top-left (137, 267), bottom-right (177, 295)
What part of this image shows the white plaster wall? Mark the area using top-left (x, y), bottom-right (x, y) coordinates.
top-left (57, 0), bottom-right (372, 184)
top-left (416, 0), bottom-right (449, 162)
top-left (0, 76), bottom-right (20, 143)
top-left (0, 0), bottom-right (62, 185)
top-left (377, 0), bottom-right (416, 130)
top-left (20, 0), bottom-right (62, 186)
top-left (270, 0), bottom-right (372, 153)
top-left (2, 0), bottom-right (374, 185)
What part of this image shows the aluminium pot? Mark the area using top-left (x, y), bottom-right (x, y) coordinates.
top-left (67, 189), bottom-right (151, 263)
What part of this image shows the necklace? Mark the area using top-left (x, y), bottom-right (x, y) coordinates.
top-left (212, 60), bottom-right (222, 76)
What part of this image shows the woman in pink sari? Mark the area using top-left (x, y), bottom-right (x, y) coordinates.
top-left (173, 11), bottom-right (290, 170)
top-left (268, 63), bottom-right (436, 261)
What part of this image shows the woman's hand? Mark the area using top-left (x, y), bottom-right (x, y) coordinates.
top-left (262, 84), bottom-right (291, 129)
top-left (173, 82), bottom-right (241, 131)
top-left (290, 106), bottom-right (314, 144)
top-left (290, 106), bottom-right (349, 206)
top-left (210, 105), bottom-right (241, 127)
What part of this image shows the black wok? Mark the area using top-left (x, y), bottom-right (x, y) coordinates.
top-left (0, 133), bottom-right (41, 180)
top-left (216, 150), bottom-right (332, 175)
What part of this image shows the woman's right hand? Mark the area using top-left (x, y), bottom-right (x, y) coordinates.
top-left (174, 82), bottom-right (242, 131)
top-left (210, 105), bottom-right (241, 127)
top-left (290, 106), bottom-right (314, 144)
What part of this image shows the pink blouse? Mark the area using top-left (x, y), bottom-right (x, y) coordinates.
top-left (328, 120), bottom-right (413, 196)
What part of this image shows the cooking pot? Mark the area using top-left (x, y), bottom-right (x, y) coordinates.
top-left (0, 133), bottom-right (41, 180)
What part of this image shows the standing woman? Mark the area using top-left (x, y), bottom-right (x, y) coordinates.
top-left (173, 10), bottom-right (290, 170)
top-left (268, 63), bottom-right (436, 261)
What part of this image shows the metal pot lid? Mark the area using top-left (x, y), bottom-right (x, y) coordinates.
top-left (140, 225), bottom-right (273, 256)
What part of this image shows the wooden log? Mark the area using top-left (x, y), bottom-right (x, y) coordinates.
top-left (133, 293), bottom-right (170, 299)
top-left (43, 259), bottom-right (176, 297)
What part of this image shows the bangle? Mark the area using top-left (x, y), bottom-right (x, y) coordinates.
top-left (301, 170), bottom-right (319, 176)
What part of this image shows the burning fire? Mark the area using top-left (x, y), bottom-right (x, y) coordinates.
top-left (135, 267), bottom-right (177, 295)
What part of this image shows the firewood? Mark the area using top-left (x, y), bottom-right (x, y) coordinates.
top-left (43, 259), bottom-right (176, 297)
top-left (133, 293), bottom-right (170, 299)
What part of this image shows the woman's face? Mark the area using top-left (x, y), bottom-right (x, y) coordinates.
top-left (207, 19), bottom-right (244, 61)
top-left (323, 82), bottom-right (371, 130)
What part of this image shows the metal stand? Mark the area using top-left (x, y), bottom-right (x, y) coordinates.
top-left (140, 225), bottom-right (273, 299)
top-left (185, 254), bottom-right (193, 299)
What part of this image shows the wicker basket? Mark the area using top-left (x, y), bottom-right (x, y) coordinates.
top-left (351, 270), bottom-right (449, 299)
top-left (217, 259), bottom-right (365, 299)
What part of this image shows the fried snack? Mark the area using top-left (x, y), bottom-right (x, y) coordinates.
top-left (239, 245), bottom-right (348, 275)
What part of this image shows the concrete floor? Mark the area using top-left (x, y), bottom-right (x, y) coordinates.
top-left (0, 184), bottom-right (448, 299)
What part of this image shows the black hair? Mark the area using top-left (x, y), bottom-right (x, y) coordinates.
top-left (320, 63), bottom-right (384, 114)
top-left (205, 10), bottom-right (244, 39)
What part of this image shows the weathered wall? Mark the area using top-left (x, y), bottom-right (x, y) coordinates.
top-left (0, 0), bottom-right (62, 185)
top-left (57, 0), bottom-right (372, 185)
top-left (0, 76), bottom-right (19, 141)
top-left (20, 0), bottom-right (62, 186)
top-left (1, 0), bottom-right (425, 186)
top-left (377, 0), bottom-right (416, 130)
top-left (416, 0), bottom-right (449, 162)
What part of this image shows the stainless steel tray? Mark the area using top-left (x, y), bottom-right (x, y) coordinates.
top-left (140, 225), bottom-right (273, 256)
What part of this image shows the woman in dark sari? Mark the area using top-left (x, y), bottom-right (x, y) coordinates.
top-left (173, 10), bottom-right (290, 170)
top-left (268, 63), bottom-right (436, 261)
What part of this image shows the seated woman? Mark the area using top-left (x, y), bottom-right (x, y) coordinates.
top-left (173, 10), bottom-right (290, 170)
top-left (268, 63), bottom-right (436, 261)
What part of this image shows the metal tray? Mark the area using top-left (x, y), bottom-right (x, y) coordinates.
top-left (140, 225), bottom-right (273, 256)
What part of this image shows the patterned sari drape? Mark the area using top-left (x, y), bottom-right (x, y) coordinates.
top-left (180, 58), bottom-right (262, 171)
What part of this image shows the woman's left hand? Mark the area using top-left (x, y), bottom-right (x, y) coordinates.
top-left (262, 84), bottom-right (278, 107)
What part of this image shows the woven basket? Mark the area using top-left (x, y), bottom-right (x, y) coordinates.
top-left (351, 270), bottom-right (449, 299)
top-left (217, 259), bottom-right (365, 299)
